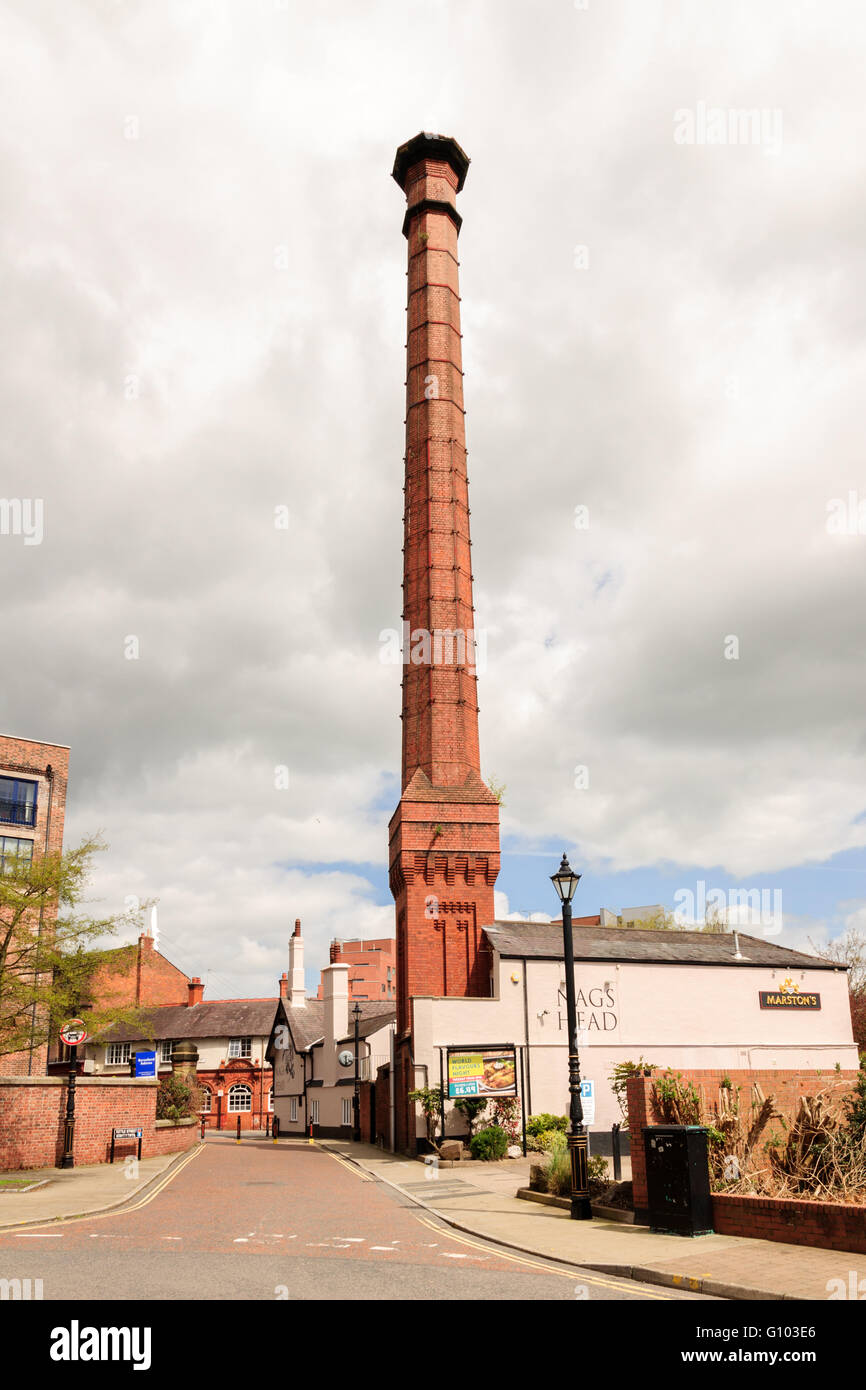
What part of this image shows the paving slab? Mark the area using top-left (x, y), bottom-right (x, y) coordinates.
top-left (323, 1141), bottom-right (866, 1301)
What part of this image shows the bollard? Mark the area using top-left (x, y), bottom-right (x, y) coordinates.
top-left (273, 1116), bottom-right (279, 1144)
top-left (266, 1115), bottom-right (271, 1139)
top-left (612, 1122), bottom-right (622, 1182)
top-left (236, 1115), bottom-right (241, 1143)
top-left (200, 1118), bottom-right (205, 1140)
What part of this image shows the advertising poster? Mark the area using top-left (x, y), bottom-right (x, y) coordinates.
top-left (447, 1047), bottom-right (517, 1098)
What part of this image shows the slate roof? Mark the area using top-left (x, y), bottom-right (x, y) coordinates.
top-left (279, 999), bottom-right (396, 1051)
top-left (483, 921), bottom-right (843, 971)
top-left (336, 1007), bottom-right (397, 1045)
top-left (104, 999), bottom-right (280, 1043)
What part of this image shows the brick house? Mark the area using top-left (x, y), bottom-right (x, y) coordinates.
top-left (0, 733), bottom-right (69, 1077)
top-left (93, 987), bottom-right (279, 1130)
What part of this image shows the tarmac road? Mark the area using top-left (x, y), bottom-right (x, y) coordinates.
top-left (0, 1137), bottom-right (713, 1302)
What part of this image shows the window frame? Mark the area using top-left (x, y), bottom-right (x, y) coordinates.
top-left (106, 1042), bottom-right (131, 1067)
top-left (227, 1084), bottom-right (252, 1113)
top-left (228, 1036), bottom-right (252, 1060)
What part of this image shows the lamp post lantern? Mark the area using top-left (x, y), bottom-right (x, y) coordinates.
top-left (352, 1002), bottom-right (362, 1142)
top-left (550, 853), bottom-right (593, 1220)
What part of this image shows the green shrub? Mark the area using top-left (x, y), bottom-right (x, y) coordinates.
top-left (587, 1154), bottom-right (609, 1186)
top-left (470, 1126), bottom-right (509, 1161)
top-left (156, 1073), bottom-right (200, 1122)
top-left (542, 1130), bottom-right (572, 1195)
top-left (453, 1096), bottom-right (488, 1139)
top-left (526, 1112), bottom-right (568, 1138)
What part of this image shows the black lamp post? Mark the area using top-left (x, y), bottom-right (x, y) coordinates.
top-left (550, 852), bottom-right (592, 1220)
top-left (352, 1002), bottom-right (362, 1142)
top-left (60, 1045), bottom-right (78, 1169)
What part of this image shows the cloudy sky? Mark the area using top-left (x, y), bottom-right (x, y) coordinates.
top-left (2, 0), bottom-right (865, 997)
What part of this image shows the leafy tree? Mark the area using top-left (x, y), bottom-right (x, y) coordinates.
top-left (408, 1085), bottom-right (445, 1146)
top-left (809, 926), bottom-right (866, 1051)
top-left (0, 833), bottom-right (152, 1061)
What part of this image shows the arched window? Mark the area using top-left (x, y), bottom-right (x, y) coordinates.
top-left (228, 1084), bottom-right (252, 1113)
top-left (200, 1087), bottom-right (212, 1113)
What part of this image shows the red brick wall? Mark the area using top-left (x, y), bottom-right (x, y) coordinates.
top-left (86, 935), bottom-right (190, 1010)
top-left (317, 939), bottom-right (396, 1003)
top-left (627, 1068), bottom-right (860, 1213)
top-left (0, 736), bottom-right (70, 1077)
top-left (712, 1192), bottom-right (866, 1255)
top-left (0, 1077), bottom-right (199, 1170)
top-left (197, 1062), bottom-right (273, 1132)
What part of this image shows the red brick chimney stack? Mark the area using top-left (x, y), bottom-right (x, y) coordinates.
top-left (329, 940), bottom-right (342, 964)
top-left (279, 972), bottom-right (289, 1000)
top-left (389, 133), bottom-right (501, 1043)
top-left (188, 976), bottom-right (204, 1007)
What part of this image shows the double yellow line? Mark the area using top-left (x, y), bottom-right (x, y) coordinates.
top-left (323, 1149), bottom-right (670, 1299)
top-left (11, 1142), bottom-right (204, 1233)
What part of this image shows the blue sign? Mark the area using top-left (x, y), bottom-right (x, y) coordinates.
top-left (135, 1051), bottom-right (156, 1077)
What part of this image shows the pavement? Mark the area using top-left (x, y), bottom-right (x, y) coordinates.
top-left (0, 1145), bottom-right (203, 1231)
top-left (321, 1140), bottom-right (866, 1301)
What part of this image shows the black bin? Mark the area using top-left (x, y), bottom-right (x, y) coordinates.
top-left (644, 1125), bottom-right (713, 1236)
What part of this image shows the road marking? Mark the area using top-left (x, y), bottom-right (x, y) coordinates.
top-left (14, 1232), bottom-right (62, 1238)
top-left (2, 1141), bottom-right (205, 1235)
top-left (414, 1216), bottom-right (673, 1299)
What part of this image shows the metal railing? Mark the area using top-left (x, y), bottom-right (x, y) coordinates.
top-left (0, 796), bottom-right (37, 827)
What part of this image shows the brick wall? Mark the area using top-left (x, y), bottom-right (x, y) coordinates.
top-left (86, 934), bottom-right (190, 1010)
top-left (627, 1068), bottom-right (860, 1212)
top-left (0, 1076), bottom-right (199, 1170)
top-left (712, 1192), bottom-right (866, 1255)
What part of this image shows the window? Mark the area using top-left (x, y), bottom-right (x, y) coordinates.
top-left (228, 1085), bottom-right (252, 1112)
top-left (200, 1088), bottom-right (212, 1113)
top-left (0, 836), bottom-right (33, 875)
top-left (311, 1100), bottom-right (320, 1125)
top-left (341, 1098), bottom-right (352, 1126)
top-left (159, 1040), bottom-right (174, 1064)
top-left (267, 1090), bottom-right (274, 1112)
top-left (290, 1098), bottom-right (297, 1122)
top-left (0, 776), bottom-right (37, 828)
top-left (106, 1043), bottom-right (131, 1066)
top-left (228, 1037), bottom-right (251, 1059)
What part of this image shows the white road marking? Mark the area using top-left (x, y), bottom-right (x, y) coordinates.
top-left (332, 1237), bottom-right (365, 1242)
top-left (14, 1233), bottom-right (62, 1238)
top-left (161, 1236), bottom-right (182, 1241)
top-left (369, 1246), bottom-right (396, 1251)
top-left (233, 1238), bottom-right (249, 1243)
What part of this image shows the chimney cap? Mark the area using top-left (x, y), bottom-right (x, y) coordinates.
top-left (392, 132), bottom-right (470, 192)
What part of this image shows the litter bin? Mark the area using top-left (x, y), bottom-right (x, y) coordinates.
top-left (644, 1125), bottom-right (713, 1236)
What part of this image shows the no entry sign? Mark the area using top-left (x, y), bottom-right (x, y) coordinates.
top-left (59, 1019), bottom-right (88, 1048)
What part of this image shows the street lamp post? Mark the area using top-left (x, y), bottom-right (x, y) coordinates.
top-left (550, 853), bottom-right (593, 1220)
top-left (352, 1002), bottom-right (362, 1142)
top-left (60, 1045), bottom-right (78, 1169)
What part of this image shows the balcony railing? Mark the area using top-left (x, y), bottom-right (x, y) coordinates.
top-left (0, 796), bottom-right (37, 827)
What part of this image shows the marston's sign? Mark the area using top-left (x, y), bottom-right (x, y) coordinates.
top-left (760, 991), bottom-right (821, 1010)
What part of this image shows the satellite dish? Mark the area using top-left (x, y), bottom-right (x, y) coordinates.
top-left (338, 1049), bottom-right (354, 1068)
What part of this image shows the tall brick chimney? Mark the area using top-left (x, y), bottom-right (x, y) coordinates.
top-left (188, 976), bottom-right (204, 1007)
top-left (389, 133), bottom-right (501, 1039)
